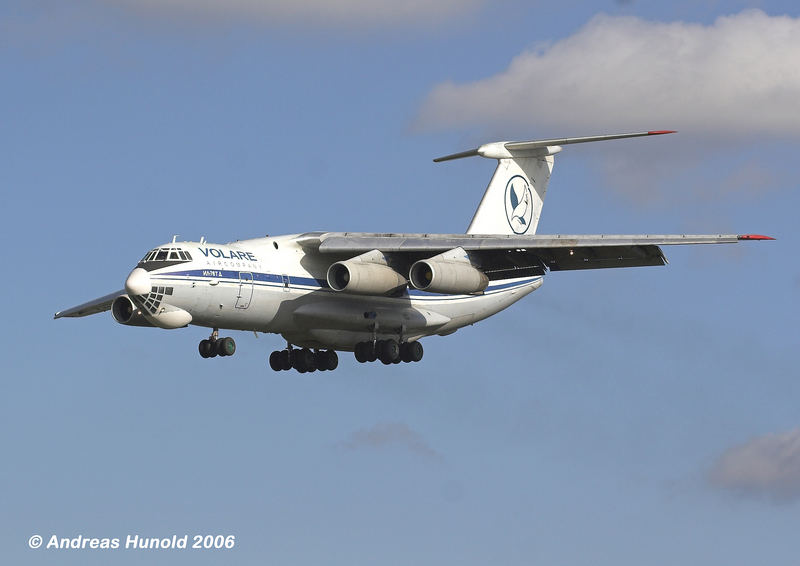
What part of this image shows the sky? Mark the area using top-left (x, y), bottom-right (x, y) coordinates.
top-left (1, 0), bottom-right (798, 564)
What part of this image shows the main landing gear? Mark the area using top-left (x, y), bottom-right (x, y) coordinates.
top-left (268, 346), bottom-right (339, 373)
top-left (198, 329), bottom-right (236, 359)
top-left (354, 339), bottom-right (423, 365)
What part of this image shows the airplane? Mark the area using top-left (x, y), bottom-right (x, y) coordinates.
top-left (54, 131), bottom-right (773, 372)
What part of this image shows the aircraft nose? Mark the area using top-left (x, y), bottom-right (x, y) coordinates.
top-left (125, 267), bottom-right (151, 296)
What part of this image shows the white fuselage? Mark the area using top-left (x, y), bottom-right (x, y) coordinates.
top-left (135, 235), bottom-right (543, 350)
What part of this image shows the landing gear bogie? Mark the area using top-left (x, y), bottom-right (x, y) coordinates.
top-left (268, 346), bottom-right (338, 373)
top-left (198, 330), bottom-right (236, 360)
top-left (354, 340), bottom-right (423, 365)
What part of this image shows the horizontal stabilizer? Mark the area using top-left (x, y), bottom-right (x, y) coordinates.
top-left (434, 130), bottom-right (676, 162)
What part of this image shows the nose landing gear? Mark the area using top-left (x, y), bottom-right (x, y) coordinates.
top-left (198, 329), bottom-right (236, 359)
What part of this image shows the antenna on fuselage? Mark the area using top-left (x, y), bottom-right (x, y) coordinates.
top-left (172, 234), bottom-right (179, 243)
top-left (199, 236), bottom-right (206, 245)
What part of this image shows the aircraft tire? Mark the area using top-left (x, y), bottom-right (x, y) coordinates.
top-left (280, 350), bottom-right (291, 370)
top-left (199, 339), bottom-right (212, 358)
top-left (401, 341), bottom-right (423, 363)
top-left (379, 339), bottom-right (400, 364)
top-left (302, 348), bottom-right (317, 372)
top-left (269, 351), bottom-right (282, 371)
top-left (217, 337), bottom-right (236, 357)
top-left (354, 342), bottom-right (368, 363)
top-left (293, 348), bottom-right (314, 372)
top-left (325, 350), bottom-right (339, 370)
top-left (291, 352), bottom-right (302, 371)
top-left (313, 351), bottom-right (327, 371)
top-left (365, 342), bottom-right (378, 363)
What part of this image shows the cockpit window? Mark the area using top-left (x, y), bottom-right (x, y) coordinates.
top-left (138, 247), bottom-right (193, 271)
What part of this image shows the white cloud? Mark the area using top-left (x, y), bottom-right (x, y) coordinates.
top-left (710, 428), bottom-right (800, 501)
top-left (417, 10), bottom-right (800, 137)
top-left (342, 422), bottom-right (442, 461)
top-left (102, 0), bottom-right (483, 28)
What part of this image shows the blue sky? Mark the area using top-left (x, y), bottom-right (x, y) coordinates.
top-left (2, 1), bottom-right (798, 564)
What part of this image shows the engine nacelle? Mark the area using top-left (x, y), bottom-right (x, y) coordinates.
top-left (409, 249), bottom-right (488, 295)
top-left (327, 250), bottom-right (407, 295)
top-left (111, 295), bottom-right (191, 329)
top-left (111, 295), bottom-right (156, 327)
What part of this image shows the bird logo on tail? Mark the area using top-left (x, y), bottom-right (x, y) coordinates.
top-left (504, 175), bottom-right (534, 234)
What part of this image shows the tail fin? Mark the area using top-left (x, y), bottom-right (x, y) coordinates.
top-left (434, 130), bottom-right (676, 235)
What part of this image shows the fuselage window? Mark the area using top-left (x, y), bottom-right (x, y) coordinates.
top-left (168, 251), bottom-right (179, 260)
top-left (155, 250), bottom-right (168, 261)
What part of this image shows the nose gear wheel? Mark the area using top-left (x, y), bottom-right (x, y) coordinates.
top-left (198, 329), bottom-right (236, 359)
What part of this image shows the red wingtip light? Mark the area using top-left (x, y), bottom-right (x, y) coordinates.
top-left (738, 234), bottom-right (775, 241)
top-left (647, 130), bottom-right (677, 135)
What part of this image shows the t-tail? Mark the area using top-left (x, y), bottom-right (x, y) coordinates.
top-left (434, 130), bottom-right (676, 236)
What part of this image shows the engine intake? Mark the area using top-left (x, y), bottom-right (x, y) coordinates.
top-left (409, 248), bottom-right (488, 295)
top-left (111, 295), bottom-right (156, 327)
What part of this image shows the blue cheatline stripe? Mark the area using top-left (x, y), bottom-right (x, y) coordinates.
top-left (151, 269), bottom-right (542, 296)
top-left (159, 269), bottom-right (328, 288)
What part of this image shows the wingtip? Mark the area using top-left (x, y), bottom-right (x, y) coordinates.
top-left (433, 148), bottom-right (481, 163)
top-left (738, 234), bottom-right (775, 241)
top-left (647, 130), bottom-right (677, 135)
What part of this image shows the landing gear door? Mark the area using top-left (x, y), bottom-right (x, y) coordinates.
top-left (236, 272), bottom-right (254, 309)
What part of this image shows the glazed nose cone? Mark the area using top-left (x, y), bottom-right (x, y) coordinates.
top-left (125, 267), bottom-right (151, 296)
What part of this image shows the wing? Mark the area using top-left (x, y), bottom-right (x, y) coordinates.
top-left (54, 290), bottom-right (125, 319)
top-left (298, 232), bottom-right (772, 278)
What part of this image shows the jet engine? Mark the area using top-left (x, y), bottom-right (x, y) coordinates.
top-left (111, 295), bottom-right (156, 327)
top-left (327, 250), bottom-right (408, 295)
top-left (409, 248), bottom-right (489, 295)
